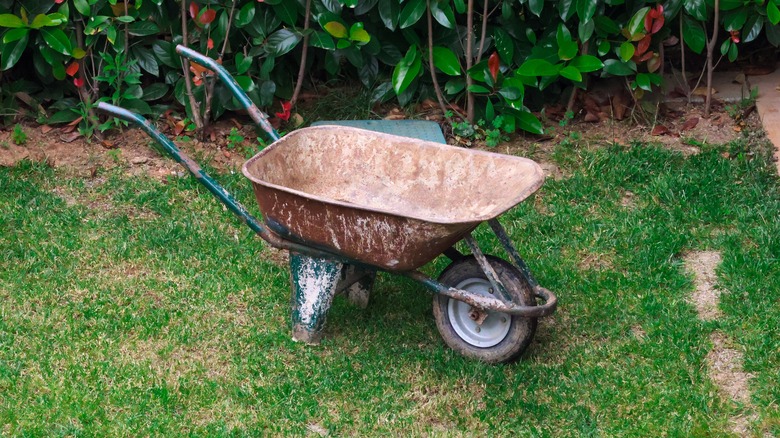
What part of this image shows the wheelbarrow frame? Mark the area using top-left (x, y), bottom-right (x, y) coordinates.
top-left (96, 45), bottom-right (557, 353)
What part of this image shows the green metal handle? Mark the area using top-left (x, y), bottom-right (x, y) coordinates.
top-left (175, 45), bottom-right (280, 143)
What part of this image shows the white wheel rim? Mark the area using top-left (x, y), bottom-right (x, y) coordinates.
top-left (447, 277), bottom-right (511, 348)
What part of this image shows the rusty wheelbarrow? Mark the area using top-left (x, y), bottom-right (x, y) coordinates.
top-left (97, 46), bottom-right (557, 363)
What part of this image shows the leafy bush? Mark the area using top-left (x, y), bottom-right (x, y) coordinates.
top-left (0, 0), bottom-right (779, 137)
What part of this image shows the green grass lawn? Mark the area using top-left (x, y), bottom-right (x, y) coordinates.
top-left (1, 129), bottom-right (778, 436)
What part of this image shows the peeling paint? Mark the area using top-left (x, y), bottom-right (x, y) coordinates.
top-left (289, 252), bottom-right (344, 344)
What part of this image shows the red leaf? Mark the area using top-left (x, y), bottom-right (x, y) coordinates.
top-left (199, 8), bottom-right (216, 25)
top-left (189, 2), bottom-right (199, 19)
top-left (680, 117), bottom-right (699, 131)
top-left (55, 0), bottom-right (65, 3)
top-left (207, 38), bottom-right (214, 49)
top-left (73, 77), bottom-right (85, 88)
top-left (275, 101), bottom-right (291, 122)
top-left (488, 52), bottom-right (500, 83)
top-left (651, 14), bottom-right (664, 34)
top-left (645, 13), bottom-right (653, 32)
top-left (651, 124), bottom-right (671, 136)
top-left (66, 61), bottom-right (79, 77)
top-left (730, 30), bottom-right (740, 43)
top-left (637, 50), bottom-right (654, 63)
top-left (636, 35), bottom-right (651, 56)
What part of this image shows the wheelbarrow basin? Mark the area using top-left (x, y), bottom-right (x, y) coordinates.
top-left (242, 126), bottom-right (544, 271)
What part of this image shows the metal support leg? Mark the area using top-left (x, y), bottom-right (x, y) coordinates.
top-left (336, 265), bottom-right (376, 309)
top-left (289, 252), bottom-right (344, 344)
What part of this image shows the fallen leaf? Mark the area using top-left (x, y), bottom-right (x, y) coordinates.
top-left (680, 117), bottom-right (699, 131)
top-left (230, 118), bottom-right (242, 129)
top-left (651, 124), bottom-right (672, 136)
top-left (692, 87), bottom-right (716, 96)
top-left (101, 139), bottom-right (116, 149)
top-left (733, 125), bottom-right (742, 132)
top-left (223, 150), bottom-right (231, 158)
top-left (60, 132), bottom-right (81, 143)
top-left (174, 120), bottom-right (187, 136)
top-left (41, 125), bottom-right (54, 134)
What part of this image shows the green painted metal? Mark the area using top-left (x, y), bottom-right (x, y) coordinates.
top-left (175, 45), bottom-right (280, 143)
top-left (289, 252), bottom-right (345, 344)
top-left (311, 120), bottom-right (447, 144)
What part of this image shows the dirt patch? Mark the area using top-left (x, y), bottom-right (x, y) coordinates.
top-left (684, 251), bottom-right (723, 321)
top-left (0, 119), bottom-right (255, 178)
top-left (707, 331), bottom-right (757, 436)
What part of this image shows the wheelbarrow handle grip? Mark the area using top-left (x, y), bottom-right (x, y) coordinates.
top-left (174, 45), bottom-right (280, 143)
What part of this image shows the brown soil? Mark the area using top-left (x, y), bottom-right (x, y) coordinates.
top-left (0, 101), bottom-right (748, 180)
top-left (684, 250), bottom-right (724, 321)
top-left (0, 118), bottom-right (257, 179)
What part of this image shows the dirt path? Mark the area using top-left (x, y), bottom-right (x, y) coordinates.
top-left (685, 251), bottom-right (756, 436)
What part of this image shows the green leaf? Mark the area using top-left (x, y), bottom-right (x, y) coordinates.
top-left (516, 59), bottom-right (559, 76)
top-left (576, 0), bottom-right (597, 21)
top-left (569, 55), bottom-right (603, 72)
top-left (116, 15), bottom-right (135, 23)
top-left (635, 72), bottom-right (652, 91)
top-left (685, 0), bottom-right (706, 21)
top-left (720, 39), bottom-right (731, 56)
top-left (723, 9), bottom-right (747, 31)
top-left (626, 7), bottom-right (650, 38)
top-left (467, 84), bottom-right (491, 93)
top-left (41, 28), bottom-right (72, 56)
top-left (559, 40), bottom-right (578, 61)
top-left (559, 0), bottom-right (575, 20)
top-left (0, 14), bottom-right (25, 28)
top-left (769, 2), bottom-right (780, 26)
top-left (235, 76), bottom-right (256, 92)
top-left (453, 0), bottom-right (467, 14)
top-left (494, 28), bottom-right (514, 64)
top-left (526, 28), bottom-right (537, 45)
top-left (578, 18), bottom-right (594, 42)
top-left (392, 45), bottom-right (421, 94)
top-left (47, 109), bottom-right (81, 124)
top-left (682, 17), bottom-right (706, 54)
top-left (122, 98), bottom-right (152, 115)
top-left (529, 0), bottom-right (544, 16)
top-left (128, 21), bottom-right (159, 36)
top-left (598, 40), bottom-right (610, 56)
top-left (594, 16), bottom-right (620, 34)
top-left (619, 41), bottom-right (635, 62)
top-left (560, 65), bottom-right (582, 82)
top-left (378, 0), bottom-right (399, 30)
top-left (445, 78), bottom-right (465, 94)
top-left (266, 29), bottom-right (302, 56)
top-left (310, 31), bottom-right (335, 50)
top-left (350, 27), bottom-right (370, 43)
top-left (324, 21), bottom-right (348, 38)
top-left (516, 110), bottom-right (543, 134)
top-left (0, 32), bottom-right (28, 70)
top-left (142, 83), bottom-right (169, 101)
top-left (30, 14), bottom-right (66, 29)
top-left (498, 83), bottom-right (523, 100)
top-left (153, 40), bottom-right (179, 68)
top-left (603, 59), bottom-right (636, 76)
top-left (271, 2), bottom-right (299, 27)
top-left (432, 46), bottom-right (460, 75)
top-left (52, 62), bottom-right (65, 80)
top-left (2, 28), bottom-right (28, 44)
top-left (430, 1), bottom-right (455, 29)
top-left (399, 0), bottom-right (426, 29)
top-left (236, 2), bottom-right (256, 27)
top-left (132, 46), bottom-right (158, 76)
top-left (728, 39), bottom-right (738, 62)
top-left (743, 15), bottom-right (764, 43)
top-left (235, 53), bottom-right (253, 74)
top-left (74, 0), bottom-right (91, 16)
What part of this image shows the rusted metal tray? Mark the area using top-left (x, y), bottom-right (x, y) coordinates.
top-left (242, 125), bottom-right (544, 271)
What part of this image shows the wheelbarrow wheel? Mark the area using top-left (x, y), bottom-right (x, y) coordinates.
top-left (433, 256), bottom-right (537, 364)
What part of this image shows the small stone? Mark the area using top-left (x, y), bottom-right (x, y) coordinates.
top-left (130, 156), bottom-right (148, 165)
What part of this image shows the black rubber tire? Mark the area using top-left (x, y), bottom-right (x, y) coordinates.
top-left (433, 255), bottom-right (537, 364)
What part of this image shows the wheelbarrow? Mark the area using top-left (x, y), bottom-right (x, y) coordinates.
top-left (97, 46), bottom-right (558, 363)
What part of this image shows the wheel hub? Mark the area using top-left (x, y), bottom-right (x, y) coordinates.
top-left (447, 277), bottom-right (511, 347)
